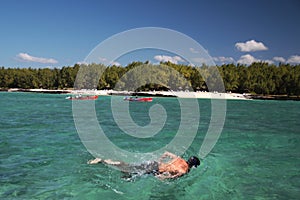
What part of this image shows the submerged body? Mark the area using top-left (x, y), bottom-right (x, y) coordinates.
top-left (88, 152), bottom-right (200, 179)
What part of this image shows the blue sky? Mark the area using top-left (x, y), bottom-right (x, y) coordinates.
top-left (1, 0), bottom-right (300, 68)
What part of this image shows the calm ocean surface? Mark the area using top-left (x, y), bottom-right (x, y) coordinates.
top-left (0, 92), bottom-right (299, 199)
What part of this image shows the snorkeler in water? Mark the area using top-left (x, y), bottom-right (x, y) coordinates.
top-left (88, 151), bottom-right (200, 179)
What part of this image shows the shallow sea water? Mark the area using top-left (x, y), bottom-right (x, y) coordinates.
top-left (0, 92), bottom-right (299, 199)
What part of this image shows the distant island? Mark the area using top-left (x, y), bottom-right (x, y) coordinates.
top-left (1, 61), bottom-right (299, 100)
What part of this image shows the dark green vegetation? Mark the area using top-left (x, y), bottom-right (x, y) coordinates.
top-left (1, 62), bottom-right (299, 96)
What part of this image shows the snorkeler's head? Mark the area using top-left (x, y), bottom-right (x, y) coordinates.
top-left (187, 156), bottom-right (200, 168)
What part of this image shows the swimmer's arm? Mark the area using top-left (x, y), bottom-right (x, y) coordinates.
top-left (155, 172), bottom-right (182, 180)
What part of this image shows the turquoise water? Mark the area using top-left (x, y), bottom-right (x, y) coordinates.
top-left (0, 92), bottom-right (299, 199)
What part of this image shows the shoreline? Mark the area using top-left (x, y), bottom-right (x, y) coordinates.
top-left (4, 88), bottom-right (72, 94)
top-left (1, 88), bottom-right (300, 101)
top-left (248, 94), bottom-right (300, 101)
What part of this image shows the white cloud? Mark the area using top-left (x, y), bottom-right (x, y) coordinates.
top-left (235, 40), bottom-right (268, 52)
top-left (110, 61), bottom-right (121, 66)
top-left (273, 56), bottom-right (286, 63)
top-left (237, 54), bottom-right (274, 65)
top-left (17, 53), bottom-right (58, 64)
top-left (97, 57), bottom-right (121, 66)
top-left (76, 61), bottom-right (89, 65)
top-left (154, 55), bottom-right (184, 64)
top-left (189, 57), bottom-right (217, 66)
top-left (262, 59), bottom-right (274, 64)
top-left (99, 57), bottom-right (108, 63)
top-left (189, 48), bottom-right (199, 54)
top-left (287, 55), bottom-right (300, 64)
top-left (237, 54), bottom-right (258, 65)
top-left (213, 56), bottom-right (235, 64)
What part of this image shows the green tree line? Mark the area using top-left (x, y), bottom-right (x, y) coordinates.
top-left (0, 62), bottom-right (299, 96)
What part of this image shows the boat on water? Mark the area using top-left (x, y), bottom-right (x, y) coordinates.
top-left (123, 96), bottom-right (153, 102)
top-left (66, 95), bottom-right (98, 100)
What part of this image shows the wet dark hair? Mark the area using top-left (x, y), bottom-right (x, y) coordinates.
top-left (187, 156), bottom-right (200, 168)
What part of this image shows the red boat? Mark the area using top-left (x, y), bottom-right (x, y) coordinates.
top-left (66, 95), bottom-right (98, 100)
top-left (123, 96), bottom-right (153, 102)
